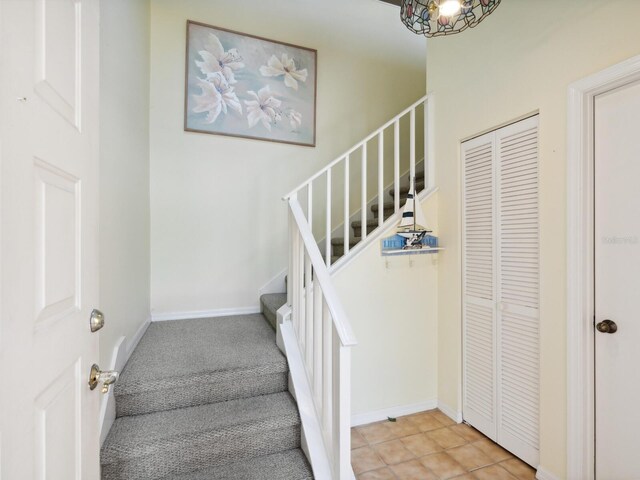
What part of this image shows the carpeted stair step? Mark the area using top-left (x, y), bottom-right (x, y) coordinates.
top-left (331, 236), bottom-right (361, 257)
top-left (114, 315), bottom-right (288, 417)
top-left (371, 201), bottom-right (396, 218)
top-left (390, 177), bottom-right (426, 199)
top-left (165, 449), bottom-right (313, 480)
top-left (260, 293), bottom-right (287, 330)
top-left (101, 392), bottom-right (302, 480)
top-left (351, 218), bottom-right (380, 238)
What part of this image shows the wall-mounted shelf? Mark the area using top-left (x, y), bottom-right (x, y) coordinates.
top-left (381, 247), bottom-right (444, 257)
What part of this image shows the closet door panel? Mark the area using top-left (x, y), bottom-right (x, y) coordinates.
top-left (462, 134), bottom-right (497, 439)
top-left (496, 117), bottom-right (540, 466)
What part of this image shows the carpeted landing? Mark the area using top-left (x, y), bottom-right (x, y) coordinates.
top-left (259, 293), bottom-right (287, 330)
top-left (101, 313), bottom-right (312, 480)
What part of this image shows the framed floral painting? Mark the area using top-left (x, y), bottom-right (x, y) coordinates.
top-left (184, 20), bottom-right (317, 147)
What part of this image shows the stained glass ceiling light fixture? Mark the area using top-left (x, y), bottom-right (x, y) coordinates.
top-left (401, 0), bottom-right (501, 37)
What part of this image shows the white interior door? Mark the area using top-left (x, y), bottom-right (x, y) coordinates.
top-left (594, 80), bottom-right (640, 480)
top-left (0, 0), bottom-right (101, 478)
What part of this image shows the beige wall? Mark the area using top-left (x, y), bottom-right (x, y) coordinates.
top-left (334, 195), bottom-right (439, 417)
top-left (149, 0), bottom-right (426, 316)
top-left (99, 0), bottom-right (151, 367)
top-left (428, 1), bottom-right (640, 477)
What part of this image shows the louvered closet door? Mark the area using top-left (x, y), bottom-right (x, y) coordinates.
top-left (495, 116), bottom-right (539, 466)
top-left (462, 134), bottom-right (497, 439)
top-left (462, 115), bottom-right (539, 468)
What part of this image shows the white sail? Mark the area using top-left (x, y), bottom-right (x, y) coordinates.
top-left (397, 177), bottom-right (430, 239)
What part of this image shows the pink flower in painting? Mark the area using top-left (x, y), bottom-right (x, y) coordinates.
top-left (192, 73), bottom-right (242, 124)
top-left (244, 86), bottom-right (282, 131)
top-left (259, 54), bottom-right (308, 90)
top-left (195, 33), bottom-right (245, 84)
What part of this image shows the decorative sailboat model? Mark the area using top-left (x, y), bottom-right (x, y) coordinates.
top-left (397, 176), bottom-right (432, 249)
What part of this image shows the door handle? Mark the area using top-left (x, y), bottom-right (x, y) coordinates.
top-left (596, 319), bottom-right (618, 334)
top-left (88, 364), bottom-right (119, 394)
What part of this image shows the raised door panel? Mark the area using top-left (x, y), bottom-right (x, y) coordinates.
top-left (34, 0), bottom-right (81, 127)
top-left (34, 360), bottom-right (82, 480)
top-left (462, 134), bottom-right (497, 439)
top-left (34, 158), bottom-right (80, 328)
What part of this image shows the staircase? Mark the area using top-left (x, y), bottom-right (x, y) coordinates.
top-left (101, 95), bottom-right (430, 480)
top-left (260, 292), bottom-right (287, 330)
top-left (100, 314), bottom-right (313, 479)
top-left (329, 169), bottom-right (425, 264)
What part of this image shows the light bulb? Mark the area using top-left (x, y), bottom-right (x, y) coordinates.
top-left (439, 0), bottom-right (462, 16)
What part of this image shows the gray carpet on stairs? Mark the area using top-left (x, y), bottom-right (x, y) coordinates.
top-left (166, 449), bottom-right (313, 480)
top-left (115, 315), bottom-right (288, 416)
top-left (102, 392), bottom-right (302, 479)
top-left (102, 313), bottom-right (313, 480)
top-left (260, 293), bottom-right (287, 330)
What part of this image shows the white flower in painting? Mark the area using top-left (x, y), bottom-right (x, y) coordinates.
top-left (195, 33), bottom-right (245, 84)
top-left (259, 54), bottom-right (308, 90)
top-left (244, 86), bottom-right (282, 131)
top-left (192, 73), bottom-right (242, 124)
top-left (287, 110), bottom-right (302, 130)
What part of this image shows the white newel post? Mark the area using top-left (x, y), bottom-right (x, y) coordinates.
top-left (332, 328), bottom-right (352, 479)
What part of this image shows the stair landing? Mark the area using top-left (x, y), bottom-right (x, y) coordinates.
top-left (260, 293), bottom-right (287, 330)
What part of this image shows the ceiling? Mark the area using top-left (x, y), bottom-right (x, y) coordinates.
top-left (233, 0), bottom-right (425, 71)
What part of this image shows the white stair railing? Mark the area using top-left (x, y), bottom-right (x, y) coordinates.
top-left (287, 194), bottom-right (357, 479)
top-left (283, 95), bottom-right (431, 268)
top-left (280, 95), bottom-right (431, 478)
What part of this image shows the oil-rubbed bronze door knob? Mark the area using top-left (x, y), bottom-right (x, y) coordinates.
top-left (596, 319), bottom-right (618, 334)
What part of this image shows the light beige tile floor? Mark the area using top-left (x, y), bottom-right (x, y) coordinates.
top-left (351, 409), bottom-right (536, 480)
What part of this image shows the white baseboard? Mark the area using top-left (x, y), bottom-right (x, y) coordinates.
top-left (351, 399), bottom-right (438, 427)
top-left (259, 269), bottom-right (287, 296)
top-left (99, 316), bottom-right (150, 445)
top-left (99, 336), bottom-right (126, 446)
top-left (151, 306), bottom-right (261, 322)
top-left (536, 466), bottom-right (561, 480)
top-left (126, 315), bottom-right (150, 357)
top-left (437, 402), bottom-right (463, 423)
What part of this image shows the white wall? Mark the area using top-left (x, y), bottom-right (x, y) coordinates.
top-left (149, 0), bottom-right (426, 317)
top-left (427, 1), bottom-right (640, 477)
top-left (334, 194), bottom-right (438, 419)
top-left (99, 0), bottom-right (151, 367)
